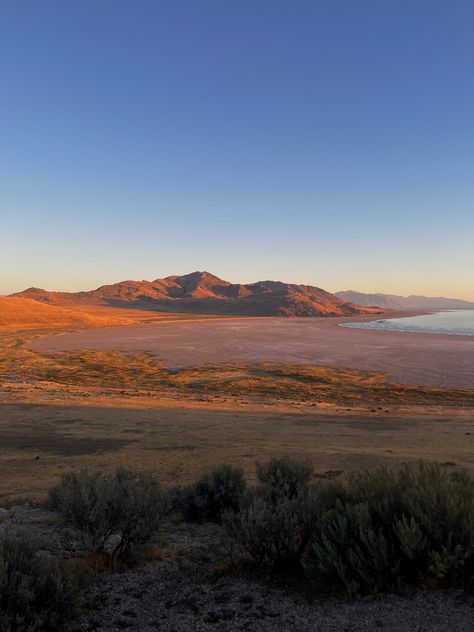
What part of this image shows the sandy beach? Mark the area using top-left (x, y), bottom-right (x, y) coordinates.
top-left (29, 315), bottom-right (474, 389)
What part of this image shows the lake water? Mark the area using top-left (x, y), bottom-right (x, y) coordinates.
top-left (342, 310), bottom-right (474, 336)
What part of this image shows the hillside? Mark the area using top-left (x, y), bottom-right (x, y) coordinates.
top-left (0, 297), bottom-right (118, 328)
top-left (12, 271), bottom-right (379, 317)
top-left (336, 290), bottom-right (474, 310)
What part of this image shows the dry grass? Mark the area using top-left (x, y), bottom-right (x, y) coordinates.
top-left (2, 400), bottom-right (474, 501)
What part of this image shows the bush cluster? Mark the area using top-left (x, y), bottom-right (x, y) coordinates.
top-left (224, 456), bottom-right (318, 571)
top-left (1, 467), bottom-right (168, 629)
top-left (170, 464), bottom-right (246, 522)
top-left (216, 457), bottom-right (474, 596)
top-left (168, 456), bottom-right (474, 596)
top-left (304, 463), bottom-right (474, 596)
top-left (0, 531), bottom-right (79, 631)
top-left (49, 468), bottom-right (168, 558)
top-left (2, 457), bottom-right (474, 630)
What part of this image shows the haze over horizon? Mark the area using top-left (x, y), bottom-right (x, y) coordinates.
top-left (1, 2), bottom-right (473, 300)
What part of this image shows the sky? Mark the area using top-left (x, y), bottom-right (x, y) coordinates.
top-left (1, 1), bottom-right (473, 299)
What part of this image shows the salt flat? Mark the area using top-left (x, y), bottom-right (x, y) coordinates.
top-left (29, 316), bottom-right (474, 389)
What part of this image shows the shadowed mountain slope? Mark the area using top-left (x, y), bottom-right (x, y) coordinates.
top-left (12, 271), bottom-right (380, 317)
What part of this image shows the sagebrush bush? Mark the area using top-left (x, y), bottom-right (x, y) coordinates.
top-left (170, 464), bottom-right (246, 522)
top-left (304, 462), bottom-right (474, 596)
top-left (256, 455), bottom-right (313, 501)
top-left (49, 468), bottom-right (168, 557)
top-left (223, 456), bottom-right (319, 571)
top-left (0, 531), bottom-right (80, 631)
top-left (224, 487), bottom-right (319, 571)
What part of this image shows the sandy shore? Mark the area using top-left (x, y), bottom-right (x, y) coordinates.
top-left (29, 315), bottom-right (474, 389)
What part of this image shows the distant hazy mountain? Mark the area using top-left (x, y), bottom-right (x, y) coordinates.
top-left (336, 290), bottom-right (474, 310)
top-left (12, 271), bottom-right (380, 317)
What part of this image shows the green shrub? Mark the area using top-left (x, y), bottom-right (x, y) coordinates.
top-left (304, 462), bottom-right (474, 596)
top-left (0, 531), bottom-right (80, 631)
top-left (223, 456), bottom-right (319, 571)
top-left (49, 468), bottom-right (168, 558)
top-left (224, 487), bottom-right (319, 571)
top-left (170, 464), bottom-right (246, 523)
top-left (304, 499), bottom-right (401, 596)
top-left (256, 455), bottom-right (313, 502)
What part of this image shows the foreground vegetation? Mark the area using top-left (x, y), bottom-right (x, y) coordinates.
top-left (175, 458), bottom-right (474, 595)
top-left (0, 530), bottom-right (82, 632)
top-left (1, 459), bottom-right (474, 629)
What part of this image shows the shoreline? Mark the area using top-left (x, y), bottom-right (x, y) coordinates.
top-left (340, 309), bottom-right (474, 337)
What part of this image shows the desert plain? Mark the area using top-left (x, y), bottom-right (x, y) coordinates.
top-left (1, 296), bottom-right (474, 501)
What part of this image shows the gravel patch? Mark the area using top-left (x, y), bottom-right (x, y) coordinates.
top-left (68, 521), bottom-right (474, 632)
top-left (68, 560), bottom-right (474, 632)
top-left (0, 502), bottom-right (87, 557)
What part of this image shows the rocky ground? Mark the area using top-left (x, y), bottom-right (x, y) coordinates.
top-left (1, 503), bottom-right (474, 631)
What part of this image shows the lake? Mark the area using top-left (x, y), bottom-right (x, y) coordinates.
top-left (341, 310), bottom-right (474, 336)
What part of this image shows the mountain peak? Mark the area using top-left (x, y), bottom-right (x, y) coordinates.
top-left (170, 271), bottom-right (230, 298)
top-left (178, 270), bottom-right (225, 283)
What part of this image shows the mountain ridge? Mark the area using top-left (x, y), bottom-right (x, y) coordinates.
top-left (336, 290), bottom-right (474, 310)
top-left (12, 271), bottom-right (380, 317)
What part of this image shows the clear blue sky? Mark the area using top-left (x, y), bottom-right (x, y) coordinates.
top-left (1, 1), bottom-right (473, 298)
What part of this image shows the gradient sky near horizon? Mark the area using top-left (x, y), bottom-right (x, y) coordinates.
top-left (1, 1), bottom-right (473, 299)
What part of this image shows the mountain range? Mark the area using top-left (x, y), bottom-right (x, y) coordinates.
top-left (336, 290), bottom-right (474, 310)
top-left (11, 271), bottom-right (380, 317)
